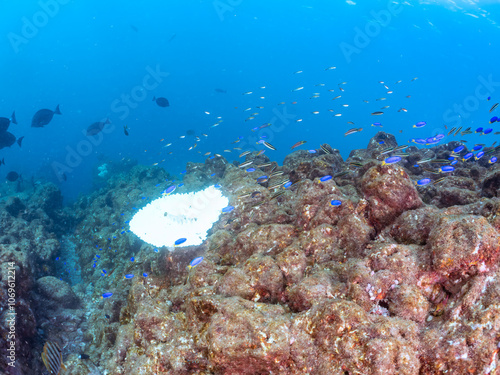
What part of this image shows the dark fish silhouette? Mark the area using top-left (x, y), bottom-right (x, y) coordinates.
top-left (123, 125), bottom-right (129, 136)
top-left (32, 105), bottom-right (61, 127)
top-left (86, 119), bottom-right (111, 136)
top-left (0, 131), bottom-right (16, 149)
top-left (6, 171), bottom-right (19, 182)
top-left (215, 88), bottom-right (227, 93)
top-left (130, 24), bottom-right (138, 32)
top-left (153, 96), bottom-right (169, 107)
top-left (0, 111), bottom-right (16, 132)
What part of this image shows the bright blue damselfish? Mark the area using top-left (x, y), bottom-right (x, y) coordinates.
top-left (174, 238), bottom-right (187, 246)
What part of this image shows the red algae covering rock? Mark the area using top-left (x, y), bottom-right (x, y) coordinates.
top-left (428, 214), bottom-right (500, 278)
top-left (54, 138), bottom-right (500, 375)
top-left (361, 164), bottom-right (423, 230)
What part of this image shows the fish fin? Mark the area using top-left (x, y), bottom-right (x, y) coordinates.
top-left (54, 105), bottom-right (61, 115)
top-left (152, 96), bottom-right (156, 101)
top-left (11, 111), bottom-right (17, 124)
top-left (41, 351), bottom-right (50, 372)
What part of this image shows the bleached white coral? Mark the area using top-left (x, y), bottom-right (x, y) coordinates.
top-left (129, 186), bottom-right (228, 248)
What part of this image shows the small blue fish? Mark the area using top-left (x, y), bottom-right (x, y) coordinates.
top-left (453, 145), bottom-right (464, 153)
top-left (308, 149), bottom-right (317, 153)
top-left (330, 199), bottom-right (342, 206)
top-left (490, 116), bottom-right (498, 124)
top-left (413, 121), bottom-right (426, 128)
top-left (246, 168), bottom-right (256, 173)
top-left (413, 138), bottom-right (427, 145)
top-left (124, 274), bottom-right (134, 279)
top-left (102, 292), bottom-right (113, 299)
top-left (426, 137), bottom-right (439, 145)
top-left (130, 257), bottom-right (135, 262)
top-left (142, 272), bottom-right (149, 277)
top-left (440, 165), bottom-right (455, 173)
top-left (476, 127), bottom-right (484, 133)
top-left (379, 141), bottom-right (385, 144)
top-left (319, 175), bottom-right (332, 182)
top-left (416, 178), bottom-right (431, 186)
top-left (489, 156), bottom-right (497, 164)
top-left (372, 122), bottom-right (383, 127)
top-left (382, 156), bottom-right (402, 165)
top-left (483, 128), bottom-right (493, 135)
top-left (283, 181), bottom-right (292, 188)
top-left (222, 206), bottom-right (235, 213)
top-left (162, 185), bottom-right (176, 196)
top-left (174, 238), bottom-right (187, 246)
top-left (472, 145), bottom-right (483, 151)
top-left (188, 256), bottom-right (204, 269)
top-left (475, 151), bottom-right (485, 160)
top-left (463, 152), bottom-right (473, 161)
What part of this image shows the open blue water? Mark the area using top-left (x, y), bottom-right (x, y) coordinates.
top-left (1, 0), bottom-right (500, 202)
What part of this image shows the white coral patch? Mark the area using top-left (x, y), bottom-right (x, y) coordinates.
top-left (129, 186), bottom-right (229, 248)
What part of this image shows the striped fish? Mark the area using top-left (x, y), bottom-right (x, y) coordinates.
top-left (320, 145), bottom-right (331, 154)
top-left (42, 341), bottom-right (66, 375)
top-left (263, 141), bottom-right (276, 151)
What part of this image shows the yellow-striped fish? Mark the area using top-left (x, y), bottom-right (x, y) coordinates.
top-left (42, 341), bottom-right (66, 375)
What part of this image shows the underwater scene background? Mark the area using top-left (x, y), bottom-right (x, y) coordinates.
top-left (2, 0), bottom-right (500, 374)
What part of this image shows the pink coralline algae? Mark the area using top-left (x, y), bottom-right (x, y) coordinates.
top-left (6, 135), bottom-right (500, 374)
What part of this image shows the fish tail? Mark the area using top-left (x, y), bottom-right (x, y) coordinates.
top-left (11, 111), bottom-right (17, 124)
top-left (54, 105), bottom-right (61, 115)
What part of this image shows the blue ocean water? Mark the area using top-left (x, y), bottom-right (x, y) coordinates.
top-left (1, 0), bottom-right (500, 202)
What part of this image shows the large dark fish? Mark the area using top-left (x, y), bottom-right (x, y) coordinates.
top-left (0, 111), bottom-right (16, 132)
top-left (0, 131), bottom-right (16, 149)
top-left (86, 119), bottom-right (111, 136)
top-left (153, 96), bottom-right (169, 107)
top-left (6, 171), bottom-right (19, 182)
top-left (41, 341), bottom-right (66, 375)
top-left (31, 105), bottom-right (61, 128)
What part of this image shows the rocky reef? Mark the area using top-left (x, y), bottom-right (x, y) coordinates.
top-left (2, 132), bottom-right (500, 374)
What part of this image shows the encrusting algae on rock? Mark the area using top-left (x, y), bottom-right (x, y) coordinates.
top-left (4, 133), bottom-right (500, 374)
